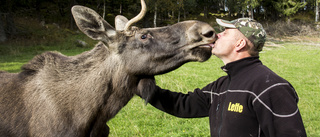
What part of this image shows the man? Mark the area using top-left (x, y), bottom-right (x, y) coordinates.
top-left (139, 18), bottom-right (307, 137)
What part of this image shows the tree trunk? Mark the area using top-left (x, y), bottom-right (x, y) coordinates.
top-left (154, 3), bottom-right (157, 27)
top-left (3, 0), bottom-right (16, 39)
top-left (316, 0), bottom-right (319, 22)
top-left (172, 11), bottom-right (174, 19)
top-left (247, 4), bottom-right (254, 19)
top-left (5, 13), bottom-right (17, 37)
top-left (242, 10), bottom-right (245, 18)
top-left (250, 6), bottom-right (254, 19)
top-left (119, 3), bottom-right (122, 14)
top-left (103, 0), bottom-right (106, 19)
top-left (69, 0), bottom-right (76, 29)
top-left (203, 6), bottom-right (208, 19)
top-left (178, 10), bottom-right (180, 22)
top-left (0, 14), bottom-right (7, 42)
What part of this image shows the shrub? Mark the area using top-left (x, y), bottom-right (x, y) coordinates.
top-left (264, 20), bottom-right (320, 37)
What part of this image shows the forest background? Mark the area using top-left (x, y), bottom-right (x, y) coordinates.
top-left (0, 0), bottom-right (320, 42)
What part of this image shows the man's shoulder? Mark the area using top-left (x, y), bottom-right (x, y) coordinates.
top-left (248, 64), bottom-right (293, 93)
top-left (253, 64), bottom-right (288, 83)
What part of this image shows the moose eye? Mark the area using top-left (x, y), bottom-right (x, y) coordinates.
top-left (141, 34), bottom-right (147, 39)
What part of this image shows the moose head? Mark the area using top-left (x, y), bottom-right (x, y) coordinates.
top-left (71, 0), bottom-right (216, 76)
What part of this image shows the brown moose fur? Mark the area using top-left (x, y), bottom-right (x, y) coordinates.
top-left (0, 5), bottom-right (216, 137)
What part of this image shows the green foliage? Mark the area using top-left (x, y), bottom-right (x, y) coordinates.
top-left (0, 0), bottom-right (319, 36)
top-left (227, 0), bottom-right (261, 15)
top-left (273, 0), bottom-right (307, 17)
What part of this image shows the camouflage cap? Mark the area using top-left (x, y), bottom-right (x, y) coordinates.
top-left (216, 18), bottom-right (266, 52)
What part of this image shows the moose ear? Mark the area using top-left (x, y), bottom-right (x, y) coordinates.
top-left (71, 5), bottom-right (116, 41)
top-left (115, 15), bottom-right (128, 31)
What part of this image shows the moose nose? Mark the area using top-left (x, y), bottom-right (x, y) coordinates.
top-left (202, 30), bottom-right (215, 38)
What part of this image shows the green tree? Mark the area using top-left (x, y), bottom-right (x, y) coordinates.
top-left (226, 0), bottom-right (261, 19)
top-left (273, 0), bottom-right (307, 17)
top-left (196, 0), bottom-right (211, 18)
top-left (184, 0), bottom-right (197, 17)
top-left (243, 0), bottom-right (260, 19)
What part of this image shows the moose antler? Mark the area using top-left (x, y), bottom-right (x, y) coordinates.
top-left (124, 0), bottom-right (147, 31)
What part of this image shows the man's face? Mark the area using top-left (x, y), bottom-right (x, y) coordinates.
top-left (211, 28), bottom-right (240, 58)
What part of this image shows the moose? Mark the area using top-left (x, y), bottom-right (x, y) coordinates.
top-left (0, 0), bottom-right (216, 136)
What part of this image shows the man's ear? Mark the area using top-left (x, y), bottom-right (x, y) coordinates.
top-left (235, 39), bottom-right (247, 52)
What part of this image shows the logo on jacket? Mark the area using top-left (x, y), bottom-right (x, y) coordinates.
top-left (228, 102), bottom-right (243, 113)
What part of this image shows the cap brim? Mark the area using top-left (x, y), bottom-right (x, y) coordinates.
top-left (216, 18), bottom-right (236, 28)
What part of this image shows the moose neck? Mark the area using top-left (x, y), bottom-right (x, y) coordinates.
top-left (20, 42), bottom-right (139, 135)
top-left (72, 42), bottom-right (138, 121)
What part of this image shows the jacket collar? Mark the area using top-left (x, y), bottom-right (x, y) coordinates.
top-left (221, 56), bottom-right (262, 77)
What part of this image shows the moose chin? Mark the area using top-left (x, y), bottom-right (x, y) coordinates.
top-left (0, 0), bottom-right (216, 136)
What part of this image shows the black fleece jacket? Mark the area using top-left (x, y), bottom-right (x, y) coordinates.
top-left (149, 56), bottom-right (306, 137)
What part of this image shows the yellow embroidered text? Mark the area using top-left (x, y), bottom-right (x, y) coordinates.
top-left (228, 102), bottom-right (243, 113)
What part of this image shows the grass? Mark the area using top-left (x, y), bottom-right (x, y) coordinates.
top-left (111, 43), bottom-right (320, 137)
top-left (0, 39), bottom-right (319, 136)
top-left (0, 33), bottom-right (95, 72)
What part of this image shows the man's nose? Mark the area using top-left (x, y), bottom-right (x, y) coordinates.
top-left (216, 33), bottom-right (222, 38)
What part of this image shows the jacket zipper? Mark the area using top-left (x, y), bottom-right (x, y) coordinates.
top-left (218, 74), bottom-right (231, 137)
